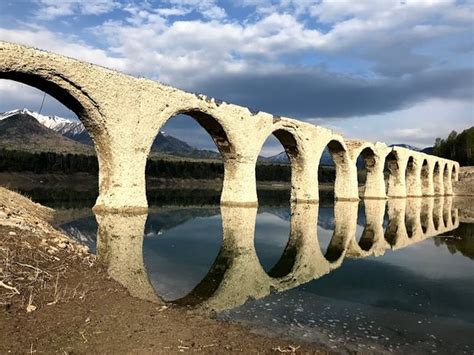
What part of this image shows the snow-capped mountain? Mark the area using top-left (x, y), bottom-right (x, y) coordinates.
top-left (0, 108), bottom-right (221, 159)
top-left (0, 108), bottom-right (86, 135)
top-left (0, 109), bottom-right (95, 154)
top-left (263, 147), bottom-right (335, 165)
top-left (389, 143), bottom-right (422, 151)
top-left (267, 151), bottom-right (289, 163)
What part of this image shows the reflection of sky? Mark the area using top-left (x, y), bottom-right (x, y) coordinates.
top-left (372, 238), bottom-right (474, 280)
top-left (254, 212), bottom-right (290, 272)
top-left (144, 215), bottom-right (222, 301)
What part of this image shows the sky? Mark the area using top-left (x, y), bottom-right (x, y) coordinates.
top-left (0, 0), bottom-right (473, 155)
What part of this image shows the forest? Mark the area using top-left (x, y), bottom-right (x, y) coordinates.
top-left (0, 148), bottom-right (338, 182)
top-left (432, 127), bottom-right (474, 166)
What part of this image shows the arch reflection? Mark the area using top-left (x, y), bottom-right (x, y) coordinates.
top-left (95, 197), bottom-right (459, 313)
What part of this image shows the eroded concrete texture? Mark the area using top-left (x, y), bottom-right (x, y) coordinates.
top-left (0, 41), bottom-right (460, 210)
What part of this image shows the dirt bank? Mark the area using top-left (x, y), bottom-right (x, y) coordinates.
top-left (454, 166), bottom-right (474, 197)
top-left (0, 187), bottom-right (324, 354)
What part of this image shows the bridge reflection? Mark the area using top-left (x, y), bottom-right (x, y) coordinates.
top-left (95, 197), bottom-right (460, 311)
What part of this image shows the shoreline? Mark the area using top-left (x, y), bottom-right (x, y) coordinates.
top-left (0, 186), bottom-right (326, 353)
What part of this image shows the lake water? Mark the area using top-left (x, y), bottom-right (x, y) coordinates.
top-left (33, 189), bottom-right (474, 354)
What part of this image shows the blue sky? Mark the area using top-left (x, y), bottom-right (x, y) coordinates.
top-left (0, 0), bottom-right (473, 155)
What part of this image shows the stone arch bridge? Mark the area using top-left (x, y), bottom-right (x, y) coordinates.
top-left (0, 42), bottom-right (460, 211)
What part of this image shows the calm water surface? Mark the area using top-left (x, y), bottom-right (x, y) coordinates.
top-left (46, 191), bottom-right (474, 354)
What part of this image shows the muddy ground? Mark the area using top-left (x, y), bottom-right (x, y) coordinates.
top-left (0, 187), bottom-right (325, 354)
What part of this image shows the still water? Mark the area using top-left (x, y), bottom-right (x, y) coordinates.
top-left (40, 191), bottom-right (474, 354)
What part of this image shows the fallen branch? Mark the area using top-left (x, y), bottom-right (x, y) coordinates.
top-left (0, 280), bottom-right (20, 294)
top-left (15, 261), bottom-right (52, 277)
top-left (272, 345), bottom-right (301, 353)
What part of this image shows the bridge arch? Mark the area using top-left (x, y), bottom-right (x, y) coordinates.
top-left (433, 161), bottom-right (444, 196)
top-left (319, 138), bottom-right (358, 201)
top-left (421, 158), bottom-right (433, 196)
top-left (406, 155), bottom-right (422, 197)
top-left (357, 147), bottom-right (377, 196)
top-left (443, 163), bottom-right (451, 195)
top-left (144, 109), bottom-right (237, 206)
top-left (256, 120), bottom-right (320, 204)
top-left (0, 73), bottom-right (111, 209)
top-left (267, 127), bottom-right (306, 203)
top-left (385, 150), bottom-right (403, 197)
top-left (157, 109), bottom-right (236, 156)
top-left (346, 141), bottom-right (389, 200)
top-left (452, 163), bottom-right (459, 181)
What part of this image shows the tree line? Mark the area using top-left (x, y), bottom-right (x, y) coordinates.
top-left (432, 127), bottom-right (473, 166)
top-left (0, 148), bottom-right (282, 181)
top-left (0, 148), bottom-right (338, 182)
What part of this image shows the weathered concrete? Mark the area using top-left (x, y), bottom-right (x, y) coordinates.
top-left (0, 41), bottom-right (460, 210)
top-left (95, 211), bottom-right (161, 303)
top-left (347, 141), bottom-right (390, 199)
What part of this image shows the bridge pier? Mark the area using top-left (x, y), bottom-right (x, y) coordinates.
top-left (221, 157), bottom-right (259, 207)
top-left (385, 199), bottom-right (408, 248)
top-left (433, 162), bottom-right (445, 196)
top-left (443, 163), bottom-right (453, 196)
top-left (347, 141), bottom-right (389, 199)
top-left (93, 140), bottom-right (150, 212)
top-left (386, 147), bottom-right (410, 198)
top-left (362, 152), bottom-right (387, 199)
top-left (95, 211), bottom-right (161, 303)
top-left (406, 155), bottom-right (423, 197)
top-left (314, 137), bottom-right (359, 201)
top-left (421, 158), bottom-right (435, 196)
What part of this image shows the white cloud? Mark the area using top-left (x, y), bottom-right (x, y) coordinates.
top-left (35, 0), bottom-right (120, 20)
top-left (0, 27), bottom-right (126, 71)
top-left (335, 98), bottom-right (474, 147)
top-left (0, 80), bottom-right (78, 118)
top-left (86, 0), bottom-right (473, 89)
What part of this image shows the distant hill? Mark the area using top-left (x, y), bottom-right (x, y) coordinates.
top-left (262, 148), bottom-right (339, 166)
top-left (0, 112), bottom-right (94, 155)
top-left (151, 132), bottom-right (221, 160)
top-left (0, 109), bottom-right (220, 160)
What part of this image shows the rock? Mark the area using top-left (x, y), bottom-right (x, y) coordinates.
top-left (26, 304), bottom-right (37, 313)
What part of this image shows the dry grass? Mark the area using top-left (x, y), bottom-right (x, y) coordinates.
top-left (0, 186), bottom-right (93, 312)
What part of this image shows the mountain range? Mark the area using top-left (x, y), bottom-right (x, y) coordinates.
top-left (0, 109), bottom-right (433, 164)
top-left (0, 110), bottom-right (94, 155)
top-left (0, 109), bottom-right (221, 160)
